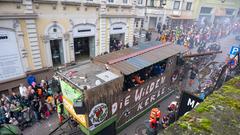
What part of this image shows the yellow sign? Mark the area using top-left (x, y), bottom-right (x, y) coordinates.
top-left (63, 96), bottom-right (88, 127)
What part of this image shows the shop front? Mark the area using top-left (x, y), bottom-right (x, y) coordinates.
top-left (45, 23), bottom-right (66, 67)
top-left (110, 22), bottom-right (126, 52)
top-left (149, 17), bottom-right (157, 30)
top-left (73, 24), bottom-right (95, 61)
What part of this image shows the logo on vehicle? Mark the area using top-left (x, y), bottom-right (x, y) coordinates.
top-left (89, 103), bottom-right (108, 125)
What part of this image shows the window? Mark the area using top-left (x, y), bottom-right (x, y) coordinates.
top-left (135, 19), bottom-right (139, 27)
top-left (135, 22), bottom-right (138, 28)
top-left (173, 1), bottom-right (180, 10)
top-left (200, 7), bottom-right (212, 14)
top-left (186, 2), bottom-right (192, 11)
top-left (141, 19), bottom-right (144, 28)
top-left (226, 8), bottom-right (235, 15)
top-left (123, 0), bottom-right (128, 4)
top-left (150, 0), bottom-right (154, 7)
top-left (108, 0), bottom-right (114, 3)
top-left (138, 0), bottom-right (143, 4)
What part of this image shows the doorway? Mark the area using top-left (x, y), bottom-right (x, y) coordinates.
top-left (149, 17), bottom-right (157, 30)
top-left (74, 37), bottom-right (94, 61)
top-left (50, 39), bottom-right (64, 66)
top-left (110, 33), bottom-right (125, 52)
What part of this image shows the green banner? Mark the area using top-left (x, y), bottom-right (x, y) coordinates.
top-left (60, 80), bottom-right (83, 103)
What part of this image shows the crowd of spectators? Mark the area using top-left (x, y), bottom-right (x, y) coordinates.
top-left (125, 60), bottom-right (167, 91)
top-left (155, 21), bottom-right (240, 49)
top-left (110, 39), bottom-right (124, 52)
top-left (0, 75), bottom-right (62, 130)
top-left (148, 101), bottom-right (178, 135)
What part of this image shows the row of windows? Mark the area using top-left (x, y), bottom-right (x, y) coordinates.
top-left (200, 7), bottom-right (236, 16)
top-left (108, 0), bottom-right (144, 4)
top-left (173, 1), bottom-right (192, 11)
top-left (108, 0), bottom-right (192, 10)
top-left (135, 19), bottom-right (144, 28)
top-left (108, 0), bottom-right (128, 4)
top-left (200, 7), bottom-right (212, 14)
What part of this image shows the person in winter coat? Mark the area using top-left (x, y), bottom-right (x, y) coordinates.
top-left (31, 96), bottom-right (41, 122)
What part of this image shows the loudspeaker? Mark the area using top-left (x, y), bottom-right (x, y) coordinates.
top-left (73, 100), bottom-right (86, 114)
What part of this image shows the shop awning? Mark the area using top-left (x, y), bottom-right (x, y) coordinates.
top-left (168, 15), bottom-right (195, 20)
top-left (94, 42), bottom-right (188, 75)
top-left (214, 8), bottom-right (226, 16)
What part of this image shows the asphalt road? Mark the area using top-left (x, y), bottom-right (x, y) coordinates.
top-left (118, 92), bottom-right (178, 135)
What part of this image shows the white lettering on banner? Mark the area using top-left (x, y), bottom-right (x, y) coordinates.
top-left (157, 89), bottom-right (161, 97)
top-left (112, 102), bottom-right (118, 115)
top-left (195, 102), bottom-right (200, 108)
top-left (135, 88), bottom-right (143, 102)
top-left (142, 88), bottom-right (145, 97)
top-left (108, 77), bottom-right (169, 117)
top-left (145, 85), bottom-right (149, 95)
top-left (150, 94), bottom-right (156, 102)
top-left (149, 82), bottom-right (155, 93)
top-left (120, 100), bottom-right (123, 109)
top-left (145, 97), bottom-right (149, 106)
top-left (155, 79), bottom-right (160, 89)
top-left (124, 95), bottom-right (130, 106)
top-left (137, 102), bottom-right (143, 111)
top-left (161, 76), bottom-right (166, 84)
top-left (187, 98), bottom-right (200, 108)
top-left (161, 87), bottom-right (166, 95)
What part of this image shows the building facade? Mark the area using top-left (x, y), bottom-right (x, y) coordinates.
top-left (195, 0), bottom-right (240, 25)
top-left (143, 0), bottom-right (196, 30)
top-left (0, 0), bottom-right (136, 94)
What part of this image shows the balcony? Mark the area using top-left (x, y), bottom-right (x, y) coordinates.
top-left (83, 0), bottom-right (101, 7)
top-left (171, 10), bottom-right (181, 16)
top-left (146, 7), bottom-right (165, 15)
top-left (33, 0), bottom-right (58, 4)
top-left (168, 10), bottom-right (195, 20)
top-left (106, 0), bottom-right (133, 8)
top-left (0, 0), bottom-right (22, 3)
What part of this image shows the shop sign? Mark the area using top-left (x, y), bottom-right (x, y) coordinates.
top-left (0, 34), bottom-right (8, 40)
top-left (0, 29), bottom-right (24, 82)
top-left (89, 103), bottom-right (108, 125)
